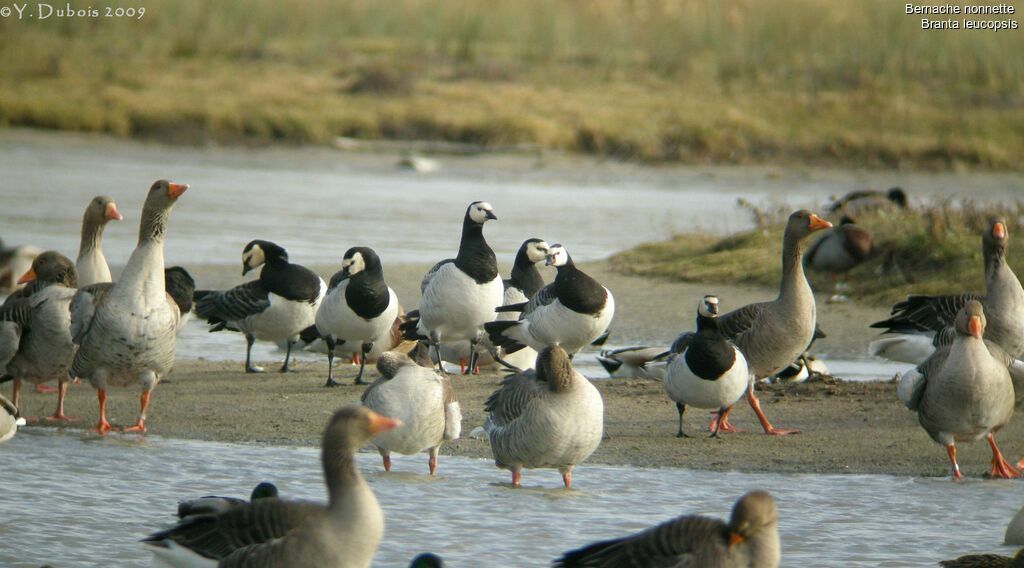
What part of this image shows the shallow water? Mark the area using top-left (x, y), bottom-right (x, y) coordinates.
top-left (1, 428), bottom-right (1018, 567)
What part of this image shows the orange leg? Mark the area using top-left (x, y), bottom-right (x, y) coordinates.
top-left (44, 380), bottom-right (79, 422)
top-left (459, 358), bottom-right (467, 374)
top-left (511, 470), bottom-right (521, 488)
top-left (987, 433), bottom-right (1020, 479)
top-left (351, 352), bottom-right (361, 366)
top-left (11, 378), bottom-right (21, 410)
top-left (747, 386), bottom-right (800, 436)
top-left (708, 405), bottom-right (743, 434)
top-left (428, 455), bottom-right (437, 476)
top-left (562, 471), bottom-right (572, 489)
top-left (947, 444), bottom-right (964, 480)
top-left (35, 383), bottom-right (58, 394)
top-left (382, 455), bottom-right (392, 472)
top-left (93, 389), bottom-right (114, 435)
top-left (121, 390), bottom-right (150, 433)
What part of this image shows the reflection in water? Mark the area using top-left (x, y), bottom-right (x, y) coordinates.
top-left (1, 429), bottom-right (1018, 567)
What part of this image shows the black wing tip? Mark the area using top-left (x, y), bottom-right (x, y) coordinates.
top-left (299, 324), bottom-right (321, 344)
top-left (596, 357), bottom-right (623, 374)
top-left (495, 302), bottom-right (528, 313)
top-left (590, 330), bottom-right (611, 346)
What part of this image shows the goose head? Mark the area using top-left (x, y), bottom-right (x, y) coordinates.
top-left (727, 490), bottom-right (778, 548)
top-left (955, 300), bottom-right (986, 340)
top-left (146, 180), bottom-right (189, 208)
top-left (17, 251), bottom-right (77, 288)
top-left (337, 246), bottom-right (382, 282)
top-left (983, 217), bottom-right (1009, 259)
top-left (376, 351), bottom-right (413, 380)
top-left (249, 482), bottom-right (278, 500)
top-left (241, 240), bottom-right (287, 275)
top-left (466, 201), bottom-right (497, 225)
top-left (784, 210), bottom-right (832, 247)
top-left (535, 345), bottom-right (574, 392)
top-left (545, 244), bottom-right (570, 267)
top-left (520, 238), bottom-right (550, 265)
top-left (323, 406), bottom-right (400, 454)
top-left (84, 195), bottom-right (123, 226)
top-left (886, 187), bottom-right (908, 208)
top-left (698, 294), bottom-right (720, 318)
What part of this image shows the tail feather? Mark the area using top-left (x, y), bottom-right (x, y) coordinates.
top-left (494, 302), bottom-right (528, 313)
top-left (590, 329), bottom-right (611, 347)
top-left (299, 324), bottom-right (321, 345)
top-left (596, 356), bottom-right (623, 375)
top-left (444, 401), bottom-right (462, 441)
top-left (483, 320), bottom-right (527, 354)
top-left (399, 310), bottom-right (428, 341)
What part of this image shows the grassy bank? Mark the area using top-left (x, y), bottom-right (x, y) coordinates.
top-left (611, 200), bottom-right (1024, 307)
top-left (0, 0), bottom-right (1022, 169)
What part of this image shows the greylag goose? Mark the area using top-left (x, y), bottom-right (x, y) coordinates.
top-left (2, 252), bottom-right (78, 421)
top-left (826, 186), bottom-right (907, 216)
top-left (709, 210), bottom-right (831, 435)
top-left (803, 216), bottom-right (874, 282)
top-left (484, 345), bottom-right (603, 488)
top-left (177, 481), bottom-right (279, 518)
top-left (70, 180), bottom-right (188, 434)
top-left (194, 240), bottom-right (326, 373)
top-left (871, 218), bottom-right (1024, 364)
top-left (663, 295), bottom-right (750, 438)
top-left (939, 549), bottom-right (1024, 567)
top-left (485, 244), bottom-right (614, 365)
top-left (0, 239), bottom-right (41, 294)
top-left (75, 195), bottom-right (123, 287)
top-left (144, 405), bottom-right (397, 568)
top-left (0, 392), bottom-right (25, 443)
top-left (400, 201), bottom-right (503, 374)
top-left (554, 490), bottom-right (780, 568)
top-left (597, 346), bottom-right (666, 380)
top-left (305, 246), bottom-right (400, 387)
top-left (897, 301), bottom-right (1020, 479)
top-left (360, 351), bottom-right (461, 474)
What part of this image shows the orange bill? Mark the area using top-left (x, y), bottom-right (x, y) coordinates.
top-left (367, 411), bottom-right (400, 434)
top-left (105, 202), bottom-right (123, 221)
top-left (167, 182), bottom-right (189, 198)
top-left (808, 213), bottom-right (833, 231)
top-left (993, 222), bottom-right (1007, 239)
top-left (16, 267), bottom-right (36, 284)
top-left (968, 315), bottom-right (983, 338)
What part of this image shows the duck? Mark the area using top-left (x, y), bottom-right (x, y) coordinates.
top-left (194, 240), bottom-right (326, 373)
top-left (401, 201), bottom-right (503, 374)
top-left (597, 346), bottom-right (666, 379)
top-left (871, 218), bottom-right (1024, 364)
top-left (1, 252), bottom-right (78, 421)
top-left (305, 246), bottom-right (400, 387)
top-left (768, 353), bottom-right (829, 384)
top-left (177, 481), bottom-right (279, 519)
top-left (144, 406), bottom-right (397, 568)
top-left (70, 180), bottom-right (189, 434)
top-left (483, 345), bottom-right (603, 488)
top-left (485, 244), bottom-right (614, 365)
top-left (803, 216), bottom-right (874, 285)
top-left (663, 295), bottom-right (750, 438)
top-left (0, 238), bottom-right (41, 294)
top-left (897, 301), bottom-right (1020, 479)
top-left (75, 195), bottom-right (123, 287)
top-left (826, 186), bottom-right (907, 216)
top-left (696, 210), bottom-right (831, 436)
top-left (554, 490), bottom-right (780, 568)
top-left (0, 392), bottom-right (26, 443)
top-left (939, 549), bottom-right (1024, 567)
top-left (360, 351), bottom-right (461, 474)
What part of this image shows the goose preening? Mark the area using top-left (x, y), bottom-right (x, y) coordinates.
top-left (803, 216), bottom-right (874, 289)
top-left (554, 490), bottom-right (780, 568)
top-left (305, 246), bottom-right (399, 387)
top-left (177, 482), bottom-right (279, 519)
top-left (484, 345), bottom-right (603, 488)
top-left (70, 180), bottom-right (188, 434)
top-left (825, 186), bottom-right (907, 216)
top-left (485, 244), bottom-right (614, 365)
top-left (897, 301), bottom-right (1021, 480)
top-left (401, 201), bottom-right (503, 374)
top-left (0, 392), bottom-right (26, 443)
top-left (597, 346), bottom-right (666, 380)
top-left (0, 239), bottom-right (41, 294)
top-left (939, 549), bottom-right (1024, 568)
top-left (75, 195), bottom-right (123, 287)
top-left (870, 218), bottom-right (1024, 365)
top-left (360, 351), bottom-right (461, 474)
top-left (663, 295), bottom-right (750, 438)
top-left (1, 252), bottom-right (78, 421)
top-left (709, 210), bottom-right (831, 435)
top-left (144, 405), bottom-right (396, 568)
top-left (195, 240), bottom-right (326, 373)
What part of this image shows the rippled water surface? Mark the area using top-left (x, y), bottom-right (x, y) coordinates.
top-left (2, 429), bottom-right (1019, 567)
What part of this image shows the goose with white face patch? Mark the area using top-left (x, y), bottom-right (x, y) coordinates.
top-left (485, 243), bottom-right (614, 362)
top-left (401, 201), bottom-right (504, 374)
top-left (492, 238), bottom-right (550, 371)
top-left (663, 295), bottom-right (750, 438)
top-left (305, 246), bottom-right (399, 387)
top-left (194, 240), bottom-right (326, 373)
top-left (75, 195), bottom-right (123, 287)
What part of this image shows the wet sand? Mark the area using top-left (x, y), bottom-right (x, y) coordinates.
top-left (15, 262), bottom-right (1024, 478)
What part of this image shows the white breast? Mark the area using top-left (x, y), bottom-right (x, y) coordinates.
top-left (420, 265), bottom-right (503, 342)
top-left (664, 347), bottom-right (749, 410)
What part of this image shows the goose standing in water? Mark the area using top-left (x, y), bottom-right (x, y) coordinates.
top-left (361, 352), bottom-right (461, 474)
top-left (75, 195), bottom-right (123, 287)
top-left (485, 244), bottom-right (614, 364)
top-left (554, 490), bottom-right (780, 568)
top-left (871, 218), bottom-right (1024, 364)
top-left (306, 246), bottom-right (399, 387)
top-left (663, 295), bottom-right (749, 438)
top-left (0, 392), bottom-right (26, 443)
top-left (711, 210), bottom-right (832, 435)
top-left (70, 180), bottom-right (188, 434)
top-left (1, 252), bottom-right (78, 421)
top-left (484, 346), bottom-right (603, 488)
top-left (897, 301), bottom-right (1021, 480)
top-left (144, 406), bottom-right (396, 568)
top-left (401, 201), bottom-right (503, 374)
top-left (194, 240), bottom-right (326, 373)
